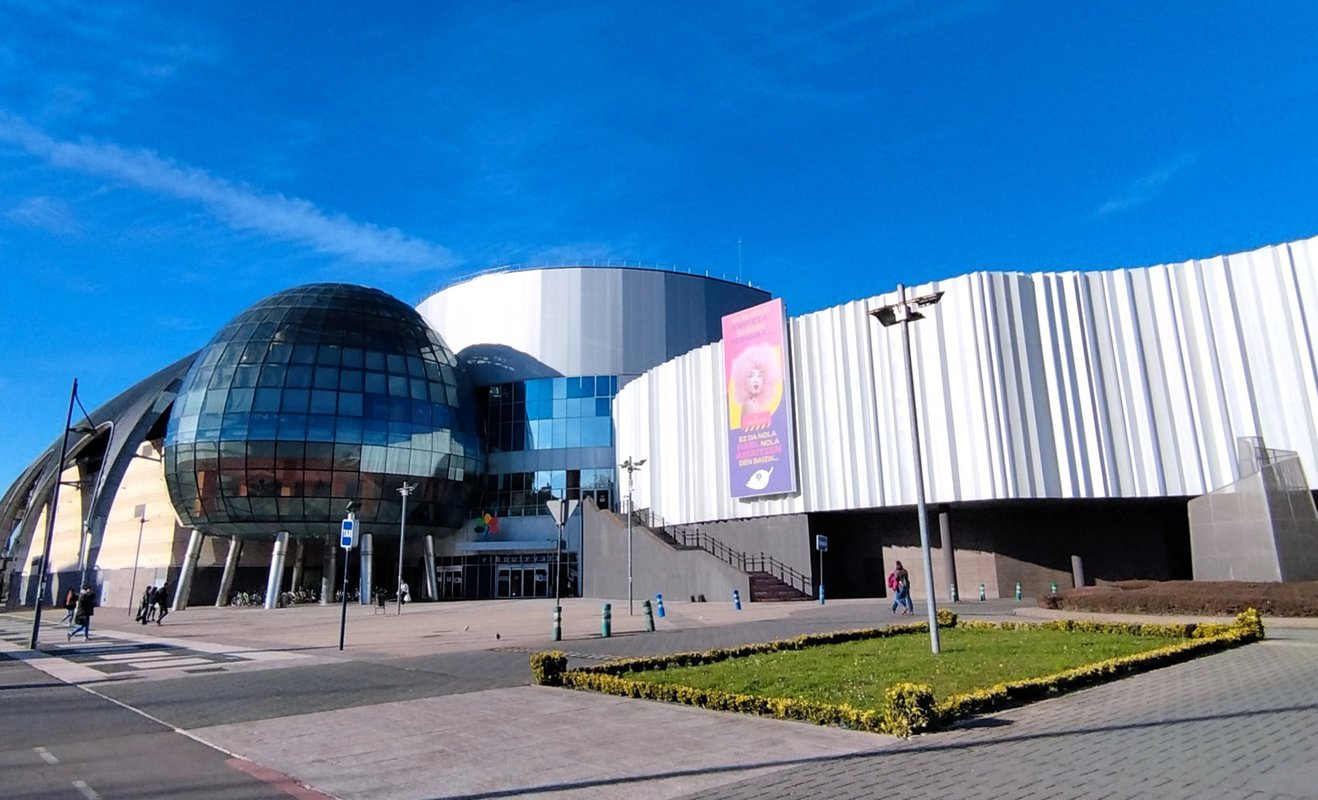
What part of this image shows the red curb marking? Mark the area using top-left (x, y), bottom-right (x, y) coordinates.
top-left (226, 758), bottom-right (337, 800)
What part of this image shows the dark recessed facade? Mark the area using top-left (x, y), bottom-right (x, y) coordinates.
top-left (163, 284), bottom-right (484, 538)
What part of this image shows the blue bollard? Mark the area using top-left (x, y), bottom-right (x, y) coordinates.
top-left (950, 582), bottom-right (959, 602)
top-left (1050, 581), bottom-right (1059, 594)
top-left (1015, 582), bottom-right (1022, 601)
top-left (642, 599), bottom-right (655, 632)
top-left (655, 593), bottom-right (665, 618)
top-left (601, 602), bottom-right (612, 638)
top-left (818, 582), bottom-right (825, 605)
top-left (732, 589), bottom-right (742, 610)
top-left (552, 605), bottom-right (562, 642)
top-left (979, 583), bottom-right (986, 602)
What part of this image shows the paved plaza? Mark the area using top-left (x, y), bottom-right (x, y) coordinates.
top-left (2, 597), bottom-right (1317, 799)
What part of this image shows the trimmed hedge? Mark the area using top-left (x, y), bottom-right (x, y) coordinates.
top-left (532, 608), bottom-right (1264, 737)
top-left (1041, 579), bottom-right (1318, 617)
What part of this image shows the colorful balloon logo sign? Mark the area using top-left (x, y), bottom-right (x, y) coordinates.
top-left (472, 512), bottom-right (500, 540)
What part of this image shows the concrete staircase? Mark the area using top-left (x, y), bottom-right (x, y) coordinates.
top-left (749, 571), bottom-right (814, 602)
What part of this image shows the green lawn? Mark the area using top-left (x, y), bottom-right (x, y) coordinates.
top-left (624, 627), bottom-right (1173, 710)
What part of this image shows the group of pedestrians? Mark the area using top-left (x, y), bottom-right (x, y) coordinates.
top-left (135, 583), bottom-right (170, 625)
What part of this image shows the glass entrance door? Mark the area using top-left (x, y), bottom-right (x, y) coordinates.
top-left (495, 564), bottom-right (550, 598)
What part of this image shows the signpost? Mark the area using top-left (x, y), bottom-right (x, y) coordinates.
top-left (338, 514), bottom-right (356, 650)
top-left (815, 534), bottom-right (828, 604)
top-left (811, 535), bottom-right (822, 603)
top-left (546, 498), bottom-right (579, 641)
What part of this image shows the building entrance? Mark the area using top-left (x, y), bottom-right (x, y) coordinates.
top-left (437, 567), bottom-right (463, 599)
top-left (495, 564), bottom-right (549, 598)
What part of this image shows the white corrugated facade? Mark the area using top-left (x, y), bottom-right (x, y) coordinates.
top-left (616, 236), bottom-right (1318, 525)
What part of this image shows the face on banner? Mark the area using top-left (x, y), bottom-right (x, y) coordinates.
top-left (722, 298), bottom-right (798, 499)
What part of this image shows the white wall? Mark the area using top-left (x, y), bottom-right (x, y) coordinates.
top-left (617, 236), bottom-right (1318, 525)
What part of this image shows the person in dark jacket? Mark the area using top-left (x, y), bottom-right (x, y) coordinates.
top-left (154, 583), bottom-right (170, 625)
top-left (60, 587), bottom-right (78, 625)
top-left (136, 585), bottom-right (156, 623)
top-left (67, 586), bottom-right (95, 640)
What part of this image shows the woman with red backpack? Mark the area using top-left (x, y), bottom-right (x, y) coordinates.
top-left (888, 561), bottom-right (913, 615)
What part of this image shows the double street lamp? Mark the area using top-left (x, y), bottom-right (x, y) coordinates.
top-left (620, 457), bottom-right (646, 616)
top-left (871, 285), bottom-right (945, 655)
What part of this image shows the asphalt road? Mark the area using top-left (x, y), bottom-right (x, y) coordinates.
top-left (0, 654), bottom-right (301, 800)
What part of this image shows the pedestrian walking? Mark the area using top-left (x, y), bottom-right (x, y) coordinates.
top-left (59, 587), bottom-right (78, 625)
top-left (889, 561), bottom-right (914, 615)
top-left (67, 586), bottom-right (96, 641)
top-left (154, 582), bottom-right (170, 625)
top-left (136, 586), bottom-right (155, 623)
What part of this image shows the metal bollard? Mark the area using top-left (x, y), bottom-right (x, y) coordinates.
top-left (732, 589), bottom-right (742, 610)
top-left (950, 582), bottom-right (959, 602)
top-left (1050, 581), bottom-right (1059, 594)
top-left (642, 599), bottom-right (655, 632)
top-left (818, 583), bottom-right (826, 605)
top-left (601, 602), bottom-right (612, 638)
top-left (655, 593), bottom-right (665, 618)
top-left (1014, 582), bottom-right (1022, 601)
top-left (552, 605), bottom-right (562, 642)
top-left (979, 583), bottom-right (986, 602)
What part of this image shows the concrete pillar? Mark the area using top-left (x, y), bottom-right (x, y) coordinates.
top-left (939, 511), bottom-right (959, 601)
top-left (290, 539), bottom-right (306, 594)
top-left (264, 530), bottom-right (289, 610)
top-left (359, 532), bottom-right (373, 605)
top-left (1071, 554), bottom-right (1086, 588)
top-left (174, 529), bottom-right (205, 611)
top-left (423, 534), bottom-right (438, 601)
top-left (321, 532), bottom-right (337, 605)
top-left (215, 537), bottom-right (242, 607)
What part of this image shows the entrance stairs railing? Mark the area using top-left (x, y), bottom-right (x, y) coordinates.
top-left (628, 508), bottom-right (813, 598)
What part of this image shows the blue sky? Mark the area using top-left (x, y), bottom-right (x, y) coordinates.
top-left (2, 1), bottom-right (1318, 490)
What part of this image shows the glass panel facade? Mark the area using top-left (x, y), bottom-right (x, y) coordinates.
top-left (163, 284), bottom-right (486, 537)
top-left (482, 375), bottom-right (617, 453)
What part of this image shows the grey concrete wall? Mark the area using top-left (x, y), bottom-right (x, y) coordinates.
top-left (581, 501), bottom-right (749, 605)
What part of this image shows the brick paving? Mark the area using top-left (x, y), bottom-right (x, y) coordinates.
top-left (678, 632), bottom-right (1318, 800)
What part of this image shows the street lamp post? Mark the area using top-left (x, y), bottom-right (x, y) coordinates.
top-left (871, 284), bottom-right (945, 655)
top-left (128, 506), bottom-right (148, 618)
top-left (30, 379), bottom-right (80, 650)
top-left (396, 482), bottom-right (415, 615)
top-left (620, 457), bottom-right (646, 616)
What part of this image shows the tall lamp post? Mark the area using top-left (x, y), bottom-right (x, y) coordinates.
top-left (871, 284), bottom-right (945, 655)
top-left (128, 505), bottom-right (148, 618)
top-left (396, 482), bottom-right (415, 615)
top-left (30, 379), bottom-right (80, 650)
top-left (620, 457), bottom-right (646, 616)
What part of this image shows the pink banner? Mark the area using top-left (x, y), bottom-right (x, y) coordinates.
top-left (722, 298), bottom-right (797, 498)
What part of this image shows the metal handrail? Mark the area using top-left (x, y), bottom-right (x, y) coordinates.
top-left (654, 520), bottom-right (812, 596)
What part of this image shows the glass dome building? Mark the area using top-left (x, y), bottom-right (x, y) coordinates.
top-left (163, 284), bottom-right (485, 539)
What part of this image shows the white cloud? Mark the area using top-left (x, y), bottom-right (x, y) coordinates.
top-left (4, 195), bottom-right (80, 235)
top-left (0, 114), bottom-right (458, 270)
top-left (1096, 152), bottom-right (1199, 216)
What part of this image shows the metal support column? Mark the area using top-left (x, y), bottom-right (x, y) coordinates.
top-left (215, 537), bottom-right (242, 606)
top-left (423, 534), bottom-right (438, 601)
top-left (321, 533), bottom-right (337, 605)
top-left (289, 539), bottom-right (306, 596)
top-left (174, 529), bottom-right (205, 611)
top-left (264, 530), bottom-right (289, 610)
top-left (359, 532), bottom-right (373, 605)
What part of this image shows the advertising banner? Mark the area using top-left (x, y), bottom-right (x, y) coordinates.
top-left (722, 298), bottom-right (798, 499)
